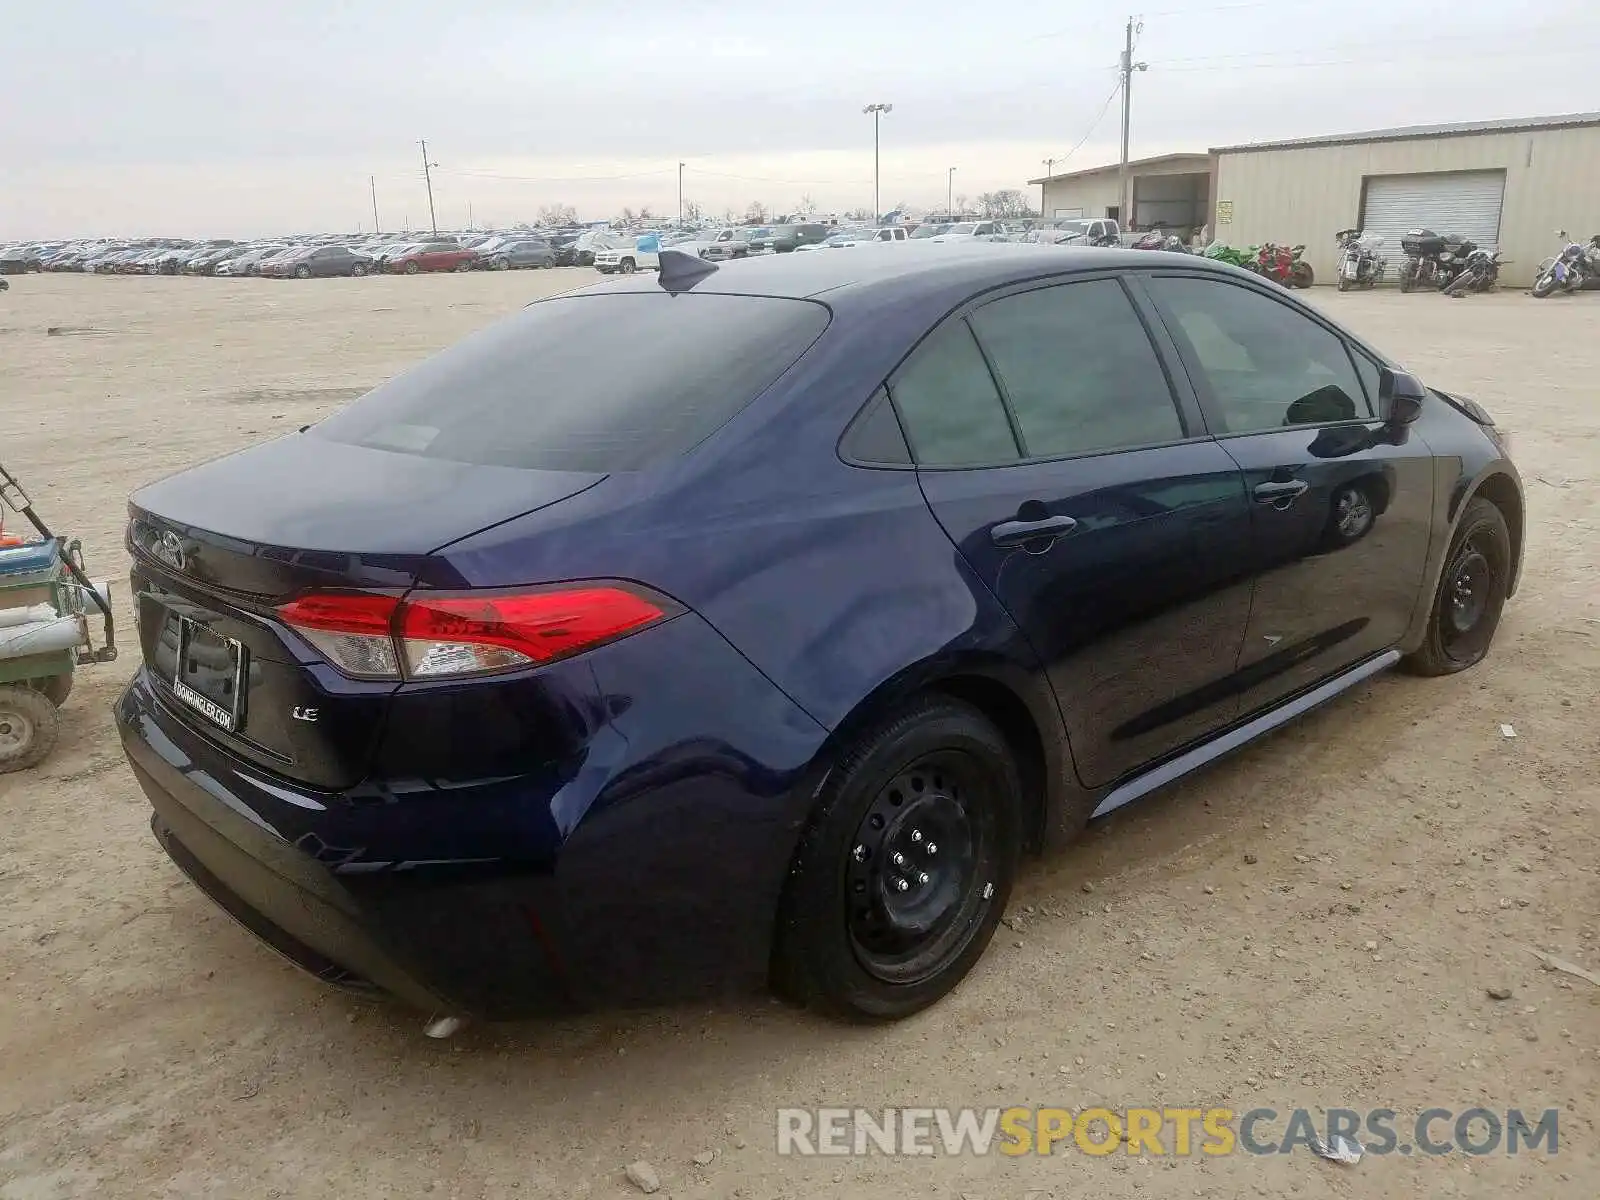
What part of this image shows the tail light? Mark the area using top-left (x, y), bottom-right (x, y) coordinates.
top-left (277, 583), bottom-right (680, 681)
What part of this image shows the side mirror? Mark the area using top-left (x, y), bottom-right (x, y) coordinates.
top-left (1378, 368), bottom-right (1426, 426)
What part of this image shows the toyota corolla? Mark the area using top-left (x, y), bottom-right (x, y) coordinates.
top-left (116, 244), bottom-right (1523, 1023)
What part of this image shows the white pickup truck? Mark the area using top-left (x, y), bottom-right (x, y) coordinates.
top-left (593, 235), bottom-right (661, 275)
top-left (795, 226), bottom-right (910, 251)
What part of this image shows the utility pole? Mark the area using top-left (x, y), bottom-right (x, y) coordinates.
top-left (862, 103), bottom-right (892, 223)
top-left (678, 161), bottom-right (685, 227)
top-left (947, 167), bottom-right (956, 218)
top-left (1041, 159), bottom-right (1054, 219)
top-left (1118, 18), bottom-right (1147, 231)
top-left (369, 176), bottom-right (380, 233)
top-left (468, 201), bottom-right (474, 230)
top-left (419, 139), bottom-right (439, 234)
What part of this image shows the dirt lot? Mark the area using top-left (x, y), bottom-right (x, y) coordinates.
top-left (0, 271), bottom-right (1596, 1200)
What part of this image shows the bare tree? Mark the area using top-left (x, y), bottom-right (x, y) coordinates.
top-left (681, 198), bottom-right (703, 222)
top-left (796, 192), bottom-right (816, 216)
top-left (638, 205), bottom-right (654, 220)
top-left (978, 190), bottom-right (1033, 219)
top-left (722, 207), bottom-right (739, 225)
top-left (743, 200), bottom-right (770, 224)
top-left (954, 193), bottom-right (968, 216)
top-left (844, 206), bottom-right (873, 221)
top-left (537, 202), bottom-right (578, 226)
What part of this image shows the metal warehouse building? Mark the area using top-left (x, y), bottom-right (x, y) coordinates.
top-left (1031, 153), bottom-right (1212, 238)
top-left (1210, 111), bottom-right (1600, 287)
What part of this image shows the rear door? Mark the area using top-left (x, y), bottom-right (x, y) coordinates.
top-left (1139, 273), bottom-right (1435, 713)
top-left (897, 274), bottom-right (1255, 788)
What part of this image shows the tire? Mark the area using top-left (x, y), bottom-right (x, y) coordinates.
top-left (1290, 261), bottom-right (1314, 288)
top-left (493, 257), bottom-right (510, 271)
top-left (0, 684), bottom-right (61, 774)
top-left (619, 258), bottom-right (637, 274)
top-left (351, 263), bottom-right (367, 277)
top-left (1531, 270), bottom-right (1557, 299)
top-left (773, 696), bottom-right (1022, 1021)
top-left (1337, 277), bottom-right (1351, 292)
top-left (404, 261), bottom-right (419, 275)
top-left (30, 673), bottom-right (72, 706)
top-left (1402, 498), bottom-right (1512, 677)
top-left (294, 265), bottom-right (310, 280)
top-left (1399, 262), bottom-right (1416, 294)
top-left (455, 259), bottom-right (473, 272)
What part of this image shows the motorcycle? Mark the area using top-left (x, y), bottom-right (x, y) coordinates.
top-left (1254, 242), bottom-right (1313, 288)
top-left (1397, 229), bottom-right (1474, 293)
top-left (1443, 247), bottom-right (1501, 296)
top-left (1334, 229), bottom-right (1385, 291)
top-left (1131, 230), bottom-right (1190, 253)
top-left (1531, 231), bottom-right (1600, 298)
top-left (1203, 243), bottom-right (1255, 269)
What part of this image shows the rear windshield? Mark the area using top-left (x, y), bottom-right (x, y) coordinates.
top-left (313, 293), bottom-right (830, 471)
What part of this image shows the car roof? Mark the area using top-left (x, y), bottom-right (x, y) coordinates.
top-left (592, 242), bottom-right (1238, 305)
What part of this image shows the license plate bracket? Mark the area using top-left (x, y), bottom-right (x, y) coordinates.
top-left (172, 616), bottom-right (246, 732)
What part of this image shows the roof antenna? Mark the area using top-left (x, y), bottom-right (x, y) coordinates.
top-left (656, 248), bottom-right (719, 293)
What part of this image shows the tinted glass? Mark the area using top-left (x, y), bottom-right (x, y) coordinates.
top-left (1352, 350), bottom-right (1383, 411)
top-left (969, 279), bottom-right (1184, 458)
top-left (890, 322), bottom-right (1019, 467)
top-left (314, 294), bottom-right (829, 471)
top-left (841, 389), bottom-right (912, 465)
top-left (1149, 277), bottom-right (1371, 432)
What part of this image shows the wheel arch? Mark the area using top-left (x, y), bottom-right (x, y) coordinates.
top-left (1467, 470), bottom-right (1524, 597)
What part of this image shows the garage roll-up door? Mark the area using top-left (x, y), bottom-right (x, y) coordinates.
top-left (1360, 171), bottom-right (1506, 275)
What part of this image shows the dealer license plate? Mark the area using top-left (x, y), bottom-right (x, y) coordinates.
top-left (171, 616), bottom-right (245, 732)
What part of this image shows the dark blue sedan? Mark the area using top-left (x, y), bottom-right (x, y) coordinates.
top-left (115, 244), bottom-right (1523, 1022)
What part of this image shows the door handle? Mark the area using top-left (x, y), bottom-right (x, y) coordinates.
top-left (990, 515), bottom-right (1078, 548)
top-left (1252, 479), bottom-right (1310, 504)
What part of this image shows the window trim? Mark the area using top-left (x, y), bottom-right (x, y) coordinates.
top-left (886, 272), bottom-right (1211, 472)
top-left (836, 267), bottom-right (1216, 474)
top-left (838, 387), bottom-right (915, 469)
top-left (1132, 270), bottom-right (1380, 439)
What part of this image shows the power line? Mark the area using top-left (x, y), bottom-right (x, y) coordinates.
top-left (1156, 45), bottom-right (1592, 72)
top-left (1147, 23), bottom-right (1593, 66)
top-left (1045, 78), bottom-right (1124, 166)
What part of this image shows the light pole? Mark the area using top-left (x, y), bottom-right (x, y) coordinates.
top-left (947, 168), bottom-right (956, 219)
top-left (862, 103), bottom-right (892, 223)
top-left (1040, 158), bottom-right (1054, 219)
top-left (419, 139), bottom-right (439, 235)
top-left (677, 161), bottom-right (685, 228)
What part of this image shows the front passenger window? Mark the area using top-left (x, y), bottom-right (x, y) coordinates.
top-left (1148, 277), bottom-right (1372, 432)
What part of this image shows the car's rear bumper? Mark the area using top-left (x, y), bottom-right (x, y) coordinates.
top-left (115, 609), bottom-right (830, 1018)
top-left (118, 671), bottom-right (570, 1018)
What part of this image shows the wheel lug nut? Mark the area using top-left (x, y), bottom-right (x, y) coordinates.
top-left (910, 829), bottom-right (923, 842)
top-left (852, 845), bottom-right (867, 862)
top-left (891, 852), bottom-right (906, 867)
top-left (926, 842), bottom-right (938, 856)
top-left (895, 877), bottom-right (910, 893)
top-left (917, 871), bottom-right (930, 885)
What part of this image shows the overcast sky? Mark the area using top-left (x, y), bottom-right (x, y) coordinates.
top-left (2, 0), bottom-right (1593, 237)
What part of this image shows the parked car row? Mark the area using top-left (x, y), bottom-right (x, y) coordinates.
top-left (0, 229), bottom-right (594, 280)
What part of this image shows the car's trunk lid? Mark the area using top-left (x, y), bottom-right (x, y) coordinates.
top-left (127, 432), bottom-right (604, 789)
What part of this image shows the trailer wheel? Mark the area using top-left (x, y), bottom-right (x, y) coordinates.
top-left (0, 684), bottom-right (60, 774)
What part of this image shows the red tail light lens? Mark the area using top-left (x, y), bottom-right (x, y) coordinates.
top-left (277, 584), bottom-right (676, 681)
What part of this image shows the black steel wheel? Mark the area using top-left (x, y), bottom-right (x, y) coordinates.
top-left (1403, 497), bottom-right (1511, 676)
top-left (845, 753), bottom-right (997, 985)
top-left (774, 697), bottom-right (1021, 1020)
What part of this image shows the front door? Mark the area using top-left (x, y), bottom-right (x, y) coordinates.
top-left (891, 275), bottom-right (1257, 788)
top-left (1139, 273), bottom-right (1436, 713)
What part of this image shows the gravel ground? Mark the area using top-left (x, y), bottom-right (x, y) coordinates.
top-left (0, 271), bottom-right (1595, 1200)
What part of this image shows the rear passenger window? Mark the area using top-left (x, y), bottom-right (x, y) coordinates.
top-left (1148, 277), bottom-right (1373, 432)
top-left (841, 389), bottom-right (912, 465)
top-left (890, 322), bottom-right (1020, 466)
top-left (968, 279), bottom-right (1185, 458)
